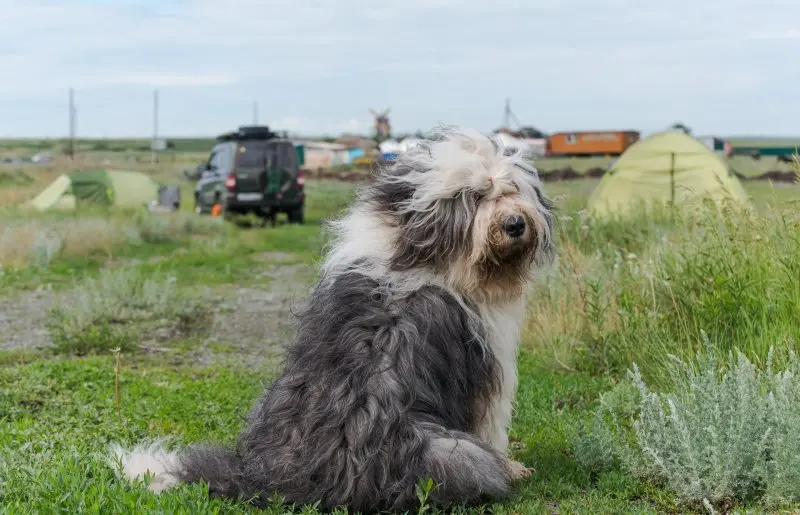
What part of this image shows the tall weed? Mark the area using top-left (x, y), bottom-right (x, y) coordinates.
top-left (528, 200), bottom-right (800, 387)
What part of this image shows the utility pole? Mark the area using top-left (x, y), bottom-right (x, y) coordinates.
top-left (151, 88), bottom-right (159, 163)
top-left (253, 101), bottom-right (258, 124)
top-left (503, 98), bottom-right (520, 130)
top-left (68, 88), bottom-right (75, 159)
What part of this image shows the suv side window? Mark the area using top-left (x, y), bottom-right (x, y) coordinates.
top-left (208, 143), bottom-right (234, 174)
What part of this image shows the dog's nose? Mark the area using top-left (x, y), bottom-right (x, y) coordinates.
top-left (503, 215), bottom-right (526, 238)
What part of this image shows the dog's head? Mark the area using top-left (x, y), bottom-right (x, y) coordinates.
top-left (365, 126), bottom-right (555, 303)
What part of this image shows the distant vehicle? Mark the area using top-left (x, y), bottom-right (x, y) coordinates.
top-left (194, 125), bottom-right (306, 225)
top-left (547, 130), bottom-right (640, 157)
top-left (31, 152), bottom-right (52, 163)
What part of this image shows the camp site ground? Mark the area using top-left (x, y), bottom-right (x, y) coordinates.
top-left (2, 132), bottom-right (800, 513)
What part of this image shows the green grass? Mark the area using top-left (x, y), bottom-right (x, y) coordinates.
top-left (2, 176), bottom-right (800, 513)
top-left (0, 356), bottom-right (264, 513)
top-left (0, 353), bottom-right (673, 514)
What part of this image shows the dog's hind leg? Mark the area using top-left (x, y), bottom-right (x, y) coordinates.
top-left (176, 443), bottom-right (252, 500)
top-left (415, 429), bottom-right (514, 508)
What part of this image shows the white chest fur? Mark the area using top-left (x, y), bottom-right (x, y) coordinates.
top-left (472, 297), bottom-right (526, 455)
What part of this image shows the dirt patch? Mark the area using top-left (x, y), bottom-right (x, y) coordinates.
top-left (0, 262), bottom-right (317, 367)
top-left (142, 263), bottom-right (315, 368)
top-left (200, 264), bottom-right (312, 354)
top-left (0, 287), bottom-right (57, 351)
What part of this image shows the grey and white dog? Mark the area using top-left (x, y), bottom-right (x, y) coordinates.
top-left (110, 126), bottom-right (555, 513)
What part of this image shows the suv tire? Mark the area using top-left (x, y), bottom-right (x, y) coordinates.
top-left (288, 205), bottom-right (304, 224)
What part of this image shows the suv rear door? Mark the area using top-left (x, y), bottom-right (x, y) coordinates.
top-left (265, 141), bottom-right (303, 206)
top-left (231, 142), bottom-right (267, 201)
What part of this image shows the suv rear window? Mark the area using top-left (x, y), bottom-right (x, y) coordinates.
top-left (237, 144), bottom-right (265, 167)
top-left (265, 143), bottom-right (298, 169)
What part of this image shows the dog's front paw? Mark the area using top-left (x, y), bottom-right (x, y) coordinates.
top-left (508, 459), bottom-right (534, 480)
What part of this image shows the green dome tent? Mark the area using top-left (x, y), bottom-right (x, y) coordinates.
top-left (28, 168), bottom-right (161, 212)
top-left (587, 131), bottom-right (749, 217)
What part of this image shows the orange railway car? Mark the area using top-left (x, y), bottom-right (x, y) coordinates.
top-left (547, 130), bottom-right (640, 156)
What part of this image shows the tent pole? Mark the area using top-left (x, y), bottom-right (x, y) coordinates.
top-left (670, 152), bottom-right (675, 205)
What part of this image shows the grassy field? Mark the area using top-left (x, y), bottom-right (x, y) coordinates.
top-left (2, 136), bottom-right (797, 188)
top-left (2, 162), bottom-right (800, 514)
top-left (0, 137), bottom-right (216, 154)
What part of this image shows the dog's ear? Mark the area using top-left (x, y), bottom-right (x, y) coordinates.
top-left (368, 159), bottom-right (421, 215)
top-left (389, 193), bottom-right (475, 272)
top-left (371, 178), bottom-right (415, 215)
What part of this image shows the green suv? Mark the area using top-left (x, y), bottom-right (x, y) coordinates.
top-left (194, 126), bottom-right (305, 224)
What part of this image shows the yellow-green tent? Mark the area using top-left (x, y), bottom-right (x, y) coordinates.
top-left (28, 168), bottom-right (161, 212)
top-left (587, 131), bottom-right (749, 216)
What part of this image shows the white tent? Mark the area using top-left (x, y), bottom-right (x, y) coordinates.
top-left (493, 132), bottom-right (547, 157)
top-left (399, 138), bottom-right (423, 152)
top-left (379, 139), bottom-right (403, 154)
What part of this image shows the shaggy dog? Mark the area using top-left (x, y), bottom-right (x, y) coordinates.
top-left (110, 126), bottom-right (555, 513)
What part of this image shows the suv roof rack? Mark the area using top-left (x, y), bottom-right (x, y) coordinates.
top-left (216, 125), bottom-right (282, 142)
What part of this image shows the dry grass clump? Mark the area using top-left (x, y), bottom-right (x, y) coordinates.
top-left (0, 212), bottom-right (227, 267)
top-left (46, 267), bottom-right (211, 355)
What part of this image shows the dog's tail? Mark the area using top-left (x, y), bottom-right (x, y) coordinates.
top-left (108, 439), bottom-right (250, 500)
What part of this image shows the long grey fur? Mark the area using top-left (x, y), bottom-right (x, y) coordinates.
top-left (177, 272), bottom-right (507, 512)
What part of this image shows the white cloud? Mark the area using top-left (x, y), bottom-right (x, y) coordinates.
top-left (747, 29), bottom-right (800, 41)
top-left (100, 74), bottom-right (239, 88)
top-left (1, 0), bottom-right (799, 136)
top-left (273, 117), bottom-right (373, 136)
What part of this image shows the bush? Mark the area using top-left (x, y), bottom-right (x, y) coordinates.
top-left (47, 268), bottom-right (210, 355)
top-left (46, 313), bottom-right (136, 355)
top-left (574, 335), bottom-right (800, 511)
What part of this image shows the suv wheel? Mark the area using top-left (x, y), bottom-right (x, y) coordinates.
top-left (288, 206), bottom-right (304, 224)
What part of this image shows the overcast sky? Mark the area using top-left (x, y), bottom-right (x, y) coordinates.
top-left (2, 0), bottom-right (799, 138)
